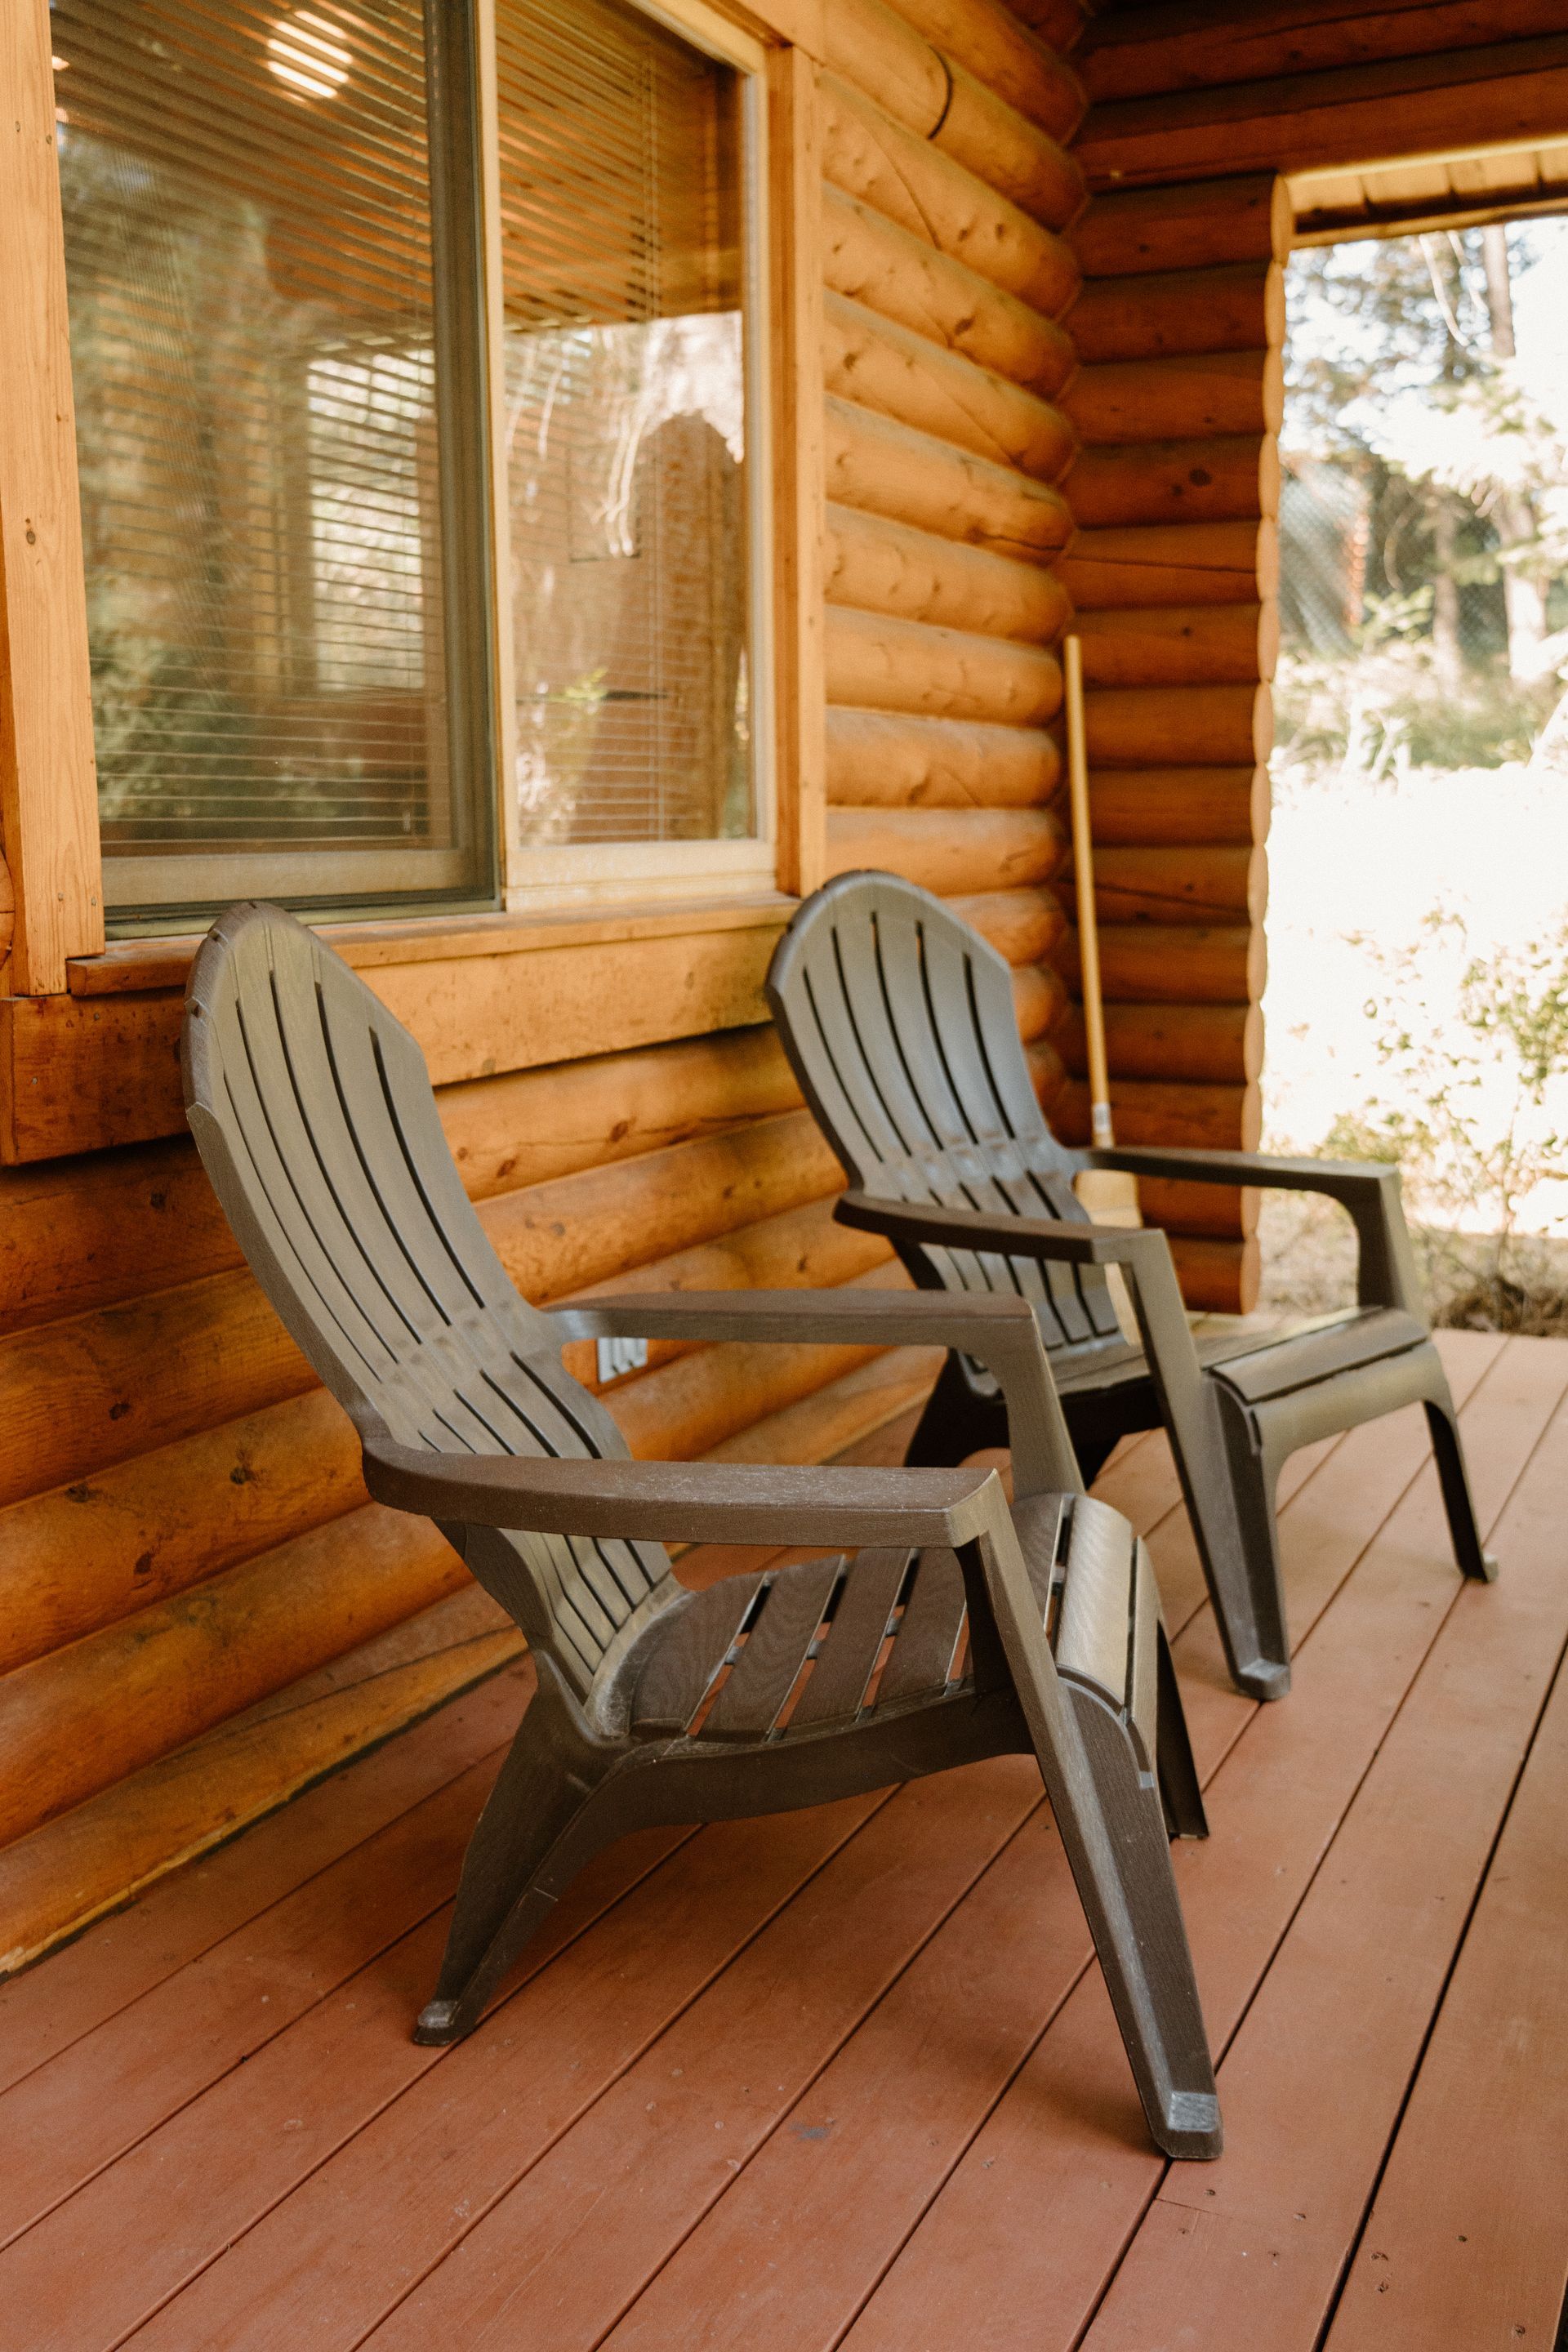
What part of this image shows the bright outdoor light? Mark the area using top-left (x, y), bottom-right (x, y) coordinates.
top-left (266, 9), bottom-right (351, 100)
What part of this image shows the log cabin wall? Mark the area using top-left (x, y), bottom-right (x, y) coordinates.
top-left (0, 0), bottom-right (1092, 1973)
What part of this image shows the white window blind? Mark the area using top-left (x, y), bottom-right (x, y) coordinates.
top-left (494, 0), bottom-right (755, 849)
top-left (53, 0), bottom-right (490, 902)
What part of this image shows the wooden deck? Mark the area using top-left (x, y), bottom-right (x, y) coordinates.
top-left (3, 1327), bottom-right (1567, 2351)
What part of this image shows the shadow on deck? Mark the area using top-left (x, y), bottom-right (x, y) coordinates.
top-left (2, 1329), bottom-right (1566, 2350)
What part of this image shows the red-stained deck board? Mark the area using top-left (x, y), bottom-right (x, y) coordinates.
top-left (1080, 1367), bottom-right (1568, 2351)
top-left (1321, 1591), bottom-right (1568, 2349)
top-left (0, 1662), bottom-right (533, 2098)
top-left (837, 1332), bottom-right (1562, 2352)
top-left (2, 1336), bottom-right (1564, 2352)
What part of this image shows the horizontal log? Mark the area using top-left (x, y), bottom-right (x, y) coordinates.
top-left (822, 0), bottom-right (1087, 227)
top-left (1075, 33), bottom-right (1568, 187)
top-left (0, 1390), bottom-right (361, 1677)
top-left (0, 1506), bottom-right (473, 1850)
top-left (1006, 0), bottom-right (1089, 55)
top-left (1170, 1232), bottom-right (1259, 1314)
top-left (823, 187), bottom-right (1076, 396)
top-left (0, 1639), bottom-right (532, 1981)
top-left (0, 1027), bottom-right (802, 1339)
top-left (2, 1192), bottom-right (889, 1673)
top-left (560, 1195), bottom-right (888, 1388)
top-left (1062, 350), bottom-right (1283, 446)
top-left (956, 885), bottom-right (1067, 968)
top-left (1068, 173), bottom-right (1291, 274)
top-left (1087, 763), bottom-right (1269, 846)
top-left (825, 396), bottom-right (1072, 564)
top-left (1084, 680), bottom-right (1273, 766)
top-left (820, 74), bottom-right (1080, 318)
top-left (0, 1113), bottom-right (843, 1511)
top-left (1068, 261), bottom-right (1284, 364)
top-left (1077, 1), bottom-right (1568, 106)
top-left (0, 912), bottom-right (786, 1165)
top-left (824, 804), bottom-right (1067, 894)
top-left (825, 706), bottom-right (1060, 808)
top-left (1056, 515), bottom-right (1276, 608)
top-left (1066, 434), bottom-right (1279, 528)
top-left (824, 292), bottom-right (1076, 482)
top-left (826, 501), bottom-right (1071, 644)
top-left (1056, 999), bottom-right (1263, 1082)
top-left (1013, 960), bottom-right (1070, 1044)
top-left (1075, 600), bottom-right (1278, 687)
top-left (825, 604), bottom-right (1064, 726)
top-left (1052, 1075), bottom-right (1263, 1151)
top-left (1053, 921), bottom-right (1265, 1002)
top-left (1086, 844), bottom-right (1267, 925)
top-left (1137, 1174), bottom-right (1259, 1242)
top-left (880, 0), bottom-right (1088, 139)
top-left (702, 1342), bottom-right (941, 1471)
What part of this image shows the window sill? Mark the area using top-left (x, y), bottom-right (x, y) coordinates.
top-left (4, 893), bottom-right (800, 1166)
top-left (67, 891), bottom-right (799, 999)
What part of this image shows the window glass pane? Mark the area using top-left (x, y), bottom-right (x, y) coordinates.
top-left (495, 0), bottom-right (754, 849)
top-left (53, 0), bottom-right (479, 876)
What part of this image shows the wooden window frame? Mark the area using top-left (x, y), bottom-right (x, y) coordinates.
top-left (0, 0), bottom-right (823, 1000)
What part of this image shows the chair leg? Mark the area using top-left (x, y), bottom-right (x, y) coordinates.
top-left (1200, 1384), bottom-right (1294, 1703)
top-left (905, 1348), bottom-right (1009, 1469)
top-left (966, 1526), bottom-right (1220, 2159)
top-left (1156, 1622), bottom-right (1208, 1842)
top-left (1059, 1678), bottom-right (1221, 2158)
top-left (415, 1682), bottom-right (630, 2047)
top-left (1422, 1392), bottom-right (1499, 1583)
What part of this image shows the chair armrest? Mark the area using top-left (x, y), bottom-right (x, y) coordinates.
top-left (355, 1417), bottom-right (1011, 1554)
top-left (550, 1287), bottom-right (1082, 1499)
top-left (1089, 1148), bottom-right (1423, 1314)
top-left (835, 1190), bottom-right (1134, 1267)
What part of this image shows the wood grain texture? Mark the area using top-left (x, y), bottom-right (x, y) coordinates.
top-left (826, 502), bottom-right (1072, 643)
top-left (1055, 517), bottom-right (1275, 609)
top-left (0, 0), bottom-right (104, 991)
top-left (1068, 261), bottom-right (1284, 363)
top-left (1076, 33), bottom-right (1568, 188)
top-left (1087, 764), bottom-right (1268, 844)
top-left (825, 399), bottom-right (1073, 563)
top-left (1084, 680), bottom-right (1272, 767)
top-left (1053, 920), bottom-right (1264, 1004)
top-left (1078, 0), bottom-right (1568, 105)
top-left (1064, 350), bottom-right (1283, 446)
top-left (0, 916), bottom-right (789, 1165)
top-left (824, 188), bottom-right (1076, 394)
top-left (824, 294), bottom-right (1076, 481)
top-left (826, 707), bottom-right (1062, 808)
top-left (1069, 172), bottom-right (1291, 274)
top-left (825, 604), bottom-right (1063, 725)
top-left (1067, 434), bottom-right (1279, 529)
top-left (880, 0), bottom-right (1087, 138)
top-left (826, 805), bottom-right (1067, 894)
top-left (1075, 601), bottom-right (1277, 688)
top-left (821, 74), bottom-right (1080, 314)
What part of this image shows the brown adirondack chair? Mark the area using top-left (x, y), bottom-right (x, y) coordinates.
top-left (766, 872), bottom-right (1496, 1706)
top-left (181, 901), bottom-right (1222, 2159)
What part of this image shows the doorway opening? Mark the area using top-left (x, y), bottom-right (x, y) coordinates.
top-left (1262, 216), bottom-right (1568, 1335)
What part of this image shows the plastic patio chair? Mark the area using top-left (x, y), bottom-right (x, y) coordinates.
top-left (766, 871), bottom-right (1497, 1705)
top-left (181, 901), bottom-right (1222, 2160)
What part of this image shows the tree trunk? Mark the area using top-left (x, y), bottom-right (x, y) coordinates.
top-left (1481, 223), bottom-right (1550, 680)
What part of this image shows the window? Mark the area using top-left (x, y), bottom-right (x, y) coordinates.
top-left (52, 0), bottom-right (768, 927)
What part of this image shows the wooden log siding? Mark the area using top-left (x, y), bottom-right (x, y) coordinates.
top-left (1050, 160), bottom-right (1285, 1309)
top-left (0, 0), bottom-right (1113, 1953)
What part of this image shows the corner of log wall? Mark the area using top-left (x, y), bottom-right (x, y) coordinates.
top-left (1048, 159), bottom-right (1287, 1312)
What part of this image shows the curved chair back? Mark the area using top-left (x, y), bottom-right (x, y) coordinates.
top-left (767, 871), bottom-right (1121, 1352)
top-left (182, 901), bottom-right (670, 1691)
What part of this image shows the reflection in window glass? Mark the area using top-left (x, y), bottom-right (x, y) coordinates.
top-left (496, 0), bottom-right (753, 848)
top-left (54, 0), bottom-right (462, 861)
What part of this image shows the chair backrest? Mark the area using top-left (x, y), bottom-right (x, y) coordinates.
top-left (767, 872), bottom-right (1121, 1353)
top-left (182, 901), bottom-right (670, 1692)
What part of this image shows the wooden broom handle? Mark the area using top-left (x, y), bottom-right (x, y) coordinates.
top-left (1064, 635), bottom-right (1113, 1148)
